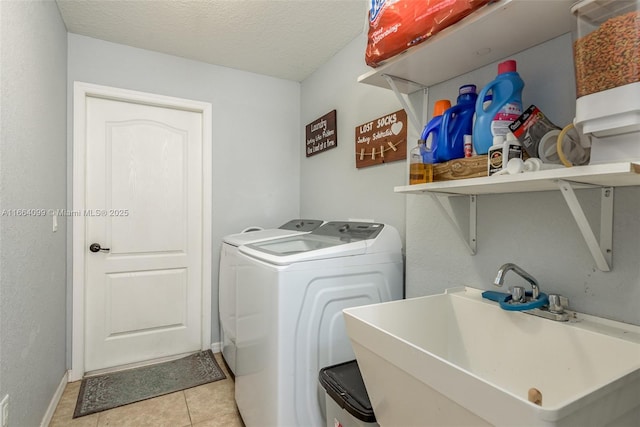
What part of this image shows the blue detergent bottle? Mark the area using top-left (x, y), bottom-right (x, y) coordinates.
top-left (474, 60), bottom-right (525, 155)
top-left (438, 84), bottom-right (478, 162)
top-left (420, 99), bottom-right (451, 164)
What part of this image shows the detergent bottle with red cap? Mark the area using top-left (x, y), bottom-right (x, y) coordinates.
top-left (419, 99), bottom-right (451, 165)
top-left (474, 60), bottom-right (525, 155)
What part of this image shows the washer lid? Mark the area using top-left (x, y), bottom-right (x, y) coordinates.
top-left (239, 233), bottom-right (368, 264)
top-left (223, 228), bottom-right (302, 247)
top-left (223, 219), bottom-right (324, 247)
top-left (238, 222), bottom-right (397, 265)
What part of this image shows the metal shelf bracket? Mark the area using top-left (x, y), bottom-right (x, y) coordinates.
top-left (429, 193), bottom-right (477, 255)
top-left (382, 74), bottom-right (428, 136)
top-left (557, 179), bottom-right (613, 271)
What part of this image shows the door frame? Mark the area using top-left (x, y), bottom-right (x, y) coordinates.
top-left (71, 82), bottom-right (212, 381)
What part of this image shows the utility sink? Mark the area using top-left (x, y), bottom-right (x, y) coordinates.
top-left (343, 287), bottom-right (640, 426)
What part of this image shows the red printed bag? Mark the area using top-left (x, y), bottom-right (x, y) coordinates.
top-left (366, 0), bottom-right (490, 68)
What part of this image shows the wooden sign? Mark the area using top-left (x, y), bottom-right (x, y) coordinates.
top-left (355, 109), bottom-right (407, 168)
top-left (306, 110), bottom-right (337, 157)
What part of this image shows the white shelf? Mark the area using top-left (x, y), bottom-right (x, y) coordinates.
top-left (396, 162), bottom-right (640, 271)
top-left (359, 0), bottom-right (575, 93)
top-left (395, 162), bottom-right (640, 195)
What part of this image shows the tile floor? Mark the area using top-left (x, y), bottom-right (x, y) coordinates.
top-left (49, 353), bottom-right (245, 427)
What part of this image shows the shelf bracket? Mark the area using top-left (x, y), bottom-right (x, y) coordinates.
top-left (429, 193), bottom-right (477, 255)
top-left (382, 74), bottom-right (428, 137)
top-left (557, 180), bottom-right (613, 271)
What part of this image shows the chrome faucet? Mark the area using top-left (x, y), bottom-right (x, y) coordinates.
top-left (489, 263), bottom-right (572, 321)
top-left (493, 263), bottom-right (540, 300)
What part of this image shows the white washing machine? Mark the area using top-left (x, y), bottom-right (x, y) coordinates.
top-left (234, 221), bottom-right (403, 427)
top-left (219, 219), bottom-right (323, 375)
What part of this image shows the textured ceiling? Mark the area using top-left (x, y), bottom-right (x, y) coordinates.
top-left (56, 0), bottom-right (369, 82)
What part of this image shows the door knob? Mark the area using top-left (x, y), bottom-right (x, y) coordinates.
top-left (89, 243), bottom-right (110, 253)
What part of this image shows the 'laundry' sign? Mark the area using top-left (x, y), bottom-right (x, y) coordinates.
top-left (306, 110), bottom-right (337, 157)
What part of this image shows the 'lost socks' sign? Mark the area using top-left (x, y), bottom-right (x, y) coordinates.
top-left (355, 109), bottom-right (407, 168)
top-left (306, 110), bottom-right (337, 157)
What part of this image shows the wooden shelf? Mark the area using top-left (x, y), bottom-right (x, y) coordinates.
top-left (358, 0), bottom-right (575, 93)
top-left (395, 162), bottom-right (640, 195)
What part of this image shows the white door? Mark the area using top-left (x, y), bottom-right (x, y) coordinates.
top-left (82, 94), bottom-right (205, 373)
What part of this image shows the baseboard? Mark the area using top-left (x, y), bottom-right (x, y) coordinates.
top-left (40, 370), bottom-right (68, 427)
top-left (210, 341), bottom-right (222, 353)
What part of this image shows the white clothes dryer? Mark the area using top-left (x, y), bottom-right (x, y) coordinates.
top-left (234, 221), bottom-right (403, 427)
top-left (218, 219), bottom-right (323, 375)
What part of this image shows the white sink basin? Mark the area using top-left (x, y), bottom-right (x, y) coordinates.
top-left (343, 287), bottom-right (640, 426)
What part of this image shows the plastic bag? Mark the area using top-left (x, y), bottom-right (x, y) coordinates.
top-left (366, 0), bottom-right (490, 68)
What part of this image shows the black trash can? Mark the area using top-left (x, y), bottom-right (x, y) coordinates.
top-left (319, 360), bottom-right (379, 427)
